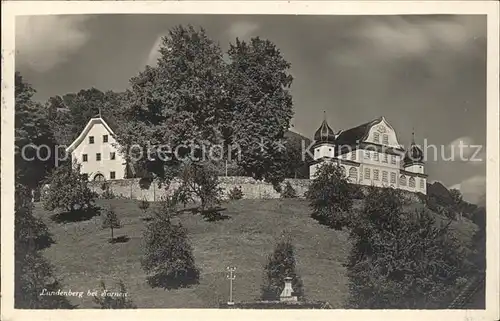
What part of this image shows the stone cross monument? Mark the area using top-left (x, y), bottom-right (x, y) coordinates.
top-left (280, 277), bottom-right (298, 302)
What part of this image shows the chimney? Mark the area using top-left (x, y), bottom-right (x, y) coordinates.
top-left (280, 277), bottom-right (298, 302)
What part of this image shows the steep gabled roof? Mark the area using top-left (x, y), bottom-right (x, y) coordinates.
top-left (335, 117), bottom-right (383, 146)
top-left (65, 116), bottom-right (117, 153)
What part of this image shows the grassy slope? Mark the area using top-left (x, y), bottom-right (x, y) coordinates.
top-left (34, 199), bottom-right (352, 308)
top-left (33, 198), bottom-right (477, 309)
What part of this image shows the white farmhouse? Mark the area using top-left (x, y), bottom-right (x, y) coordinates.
top-left (66, 115), bottom-right (127, 181)
top-left (309, 116), bottom-right (427, 194)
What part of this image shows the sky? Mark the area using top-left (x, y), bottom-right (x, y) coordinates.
top-left (15, 14), bottom-right (487, 203)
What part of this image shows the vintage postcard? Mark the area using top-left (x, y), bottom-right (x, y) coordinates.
top-left (1, 1), bottom-right (499, 321)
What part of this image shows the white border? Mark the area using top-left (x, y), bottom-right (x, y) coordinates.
top-left (1, 2), bottom-right (499, 321)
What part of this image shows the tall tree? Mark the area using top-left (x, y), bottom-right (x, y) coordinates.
top-left (346, 187), bottom-right (471, 308)
top-left (15, 72), bottom-right (57, 190)
top-left (226, 37), bottom-right (294, 187)
top-left (117, 25), bottom-right (230, 180)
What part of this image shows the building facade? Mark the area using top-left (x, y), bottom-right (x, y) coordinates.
top-left (66, 116), bottom-right (127, 181)
top-left (309, 116), bottom-right (427, 194)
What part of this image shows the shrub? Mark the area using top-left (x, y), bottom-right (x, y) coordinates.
top-left (102, 206), bottom-right (121, 241)
top-left (141, 196), bottom-right (200, 289)
top-left (138, 198), bottom-right (150, 214)
top-left (306, 162), bottom-right (354, 230)
top-left (42, 163), bottom-right (97, 214)
top-left (93, 280), bottom-right (136, 309)
top-left (280, 182), bottom-right (297, 198)
top-left (261, 238), bottom-right (304, 301)
top-left (179, 161), bottom-right (223, 211)
top-left (101, 187), bottom-right (116, 199)
top-left (227, 186), bottom-right (244, 200)
top-left (346, 187), bottom-right (472, 309)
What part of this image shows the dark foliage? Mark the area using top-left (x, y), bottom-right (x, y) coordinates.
top-left (93, 280), bottom-right (136, 309)
top-left (227, 186), bottom-right (244, 200)
top-left (346, 187), bottom-right (472, 309)
top-left (280, 182), bottom-right (297, 199)
top-left (306, 162), bottom-right (354, 230)
top-left (141, 196), bottom-right (200, 289)
top-left (261, 238), bottom-right (304, 301)
top-left (102, 205), bottom-right (121, 241)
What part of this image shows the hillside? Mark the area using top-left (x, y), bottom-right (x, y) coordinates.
top-left (33, 197), bottom-right (477, 309)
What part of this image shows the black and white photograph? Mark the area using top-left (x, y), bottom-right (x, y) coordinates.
top-left (2, 1), bottom-right (499, 320)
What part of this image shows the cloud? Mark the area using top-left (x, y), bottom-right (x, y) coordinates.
top-left (446, 136), bottom-right (485, 165)
top-left (16, 16), bottom-right (92, 72)
top-left (449, 175), bottom-right (486, 204)
top-left (328, 16), bottom-right (485, 67)
top-left (227, 21), bottom-right (259, 40)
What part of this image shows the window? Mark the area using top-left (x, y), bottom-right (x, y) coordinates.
top-left (110, 171), bottom-right (116, 179)
top-left (390, 172), bottom-right (396, 184)
top-left (391, 155), bottom-right (397, 165)
top-left (400, 175), bottom-right (407, 186)
top-left (349, 167), bottom-right (358, 182)
top-left (420, 178), bottom-right (425, 189)
top-left (382, 134), bottom-right (389, 145)
top-left (96, 153), bottom-right (101, 161)
top-left (374, 132), bottom-right (380, 143)
top-left (383, 154), bottom-right (388, 163)
top-left (364, 168), bottom-right (370, 179)
top-left (382, 171), bottom-right (388, 182)
top-left (89, 136), bottom-right (94, 144)
top-left (352, 151), bottom-right (357, 161)
top-left (409, 177), bottom-right (416, 188)
top-left (373, 169), bottom-right (379, 180)
top-left (103, 135), bottom-right (108, 143)
top-left (110, 152), bottom-right (116, 160)
top-left (374, 152), bottom-right (379, 161)
top-left (82, 154), bottom-right (88, 162)
top-left (364, 151), bottom-right (371, 159)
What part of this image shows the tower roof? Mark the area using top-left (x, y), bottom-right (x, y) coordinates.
top-left (314, 112), bottom-right (336, 144)
top-left (404, 130), bottom-right (424, 165)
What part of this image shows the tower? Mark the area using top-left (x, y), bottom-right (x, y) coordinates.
top-left (312, 111), bottom-right (336, 161)
top-left (309, 112), bottom-right (336, 179)
top-left (403, 129), bottom-right (425, 174)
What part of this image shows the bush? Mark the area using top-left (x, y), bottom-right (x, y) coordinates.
top-left (227, 186), bottom-right (244, 200)
top-left (42, 163), bottom-right (97, 213)
top-left (280, 182), bottom-right (297, 198)
top-left (102, 206), bottom-right (121, 241)
top-left (306, 162), bottom-right (354, 230)
top-left (179, 161), bottom-right (223, 211)
top-left (138, 198), bottom-right (150, 214)
top-left (261, 238), bottom-right (304, 301)
top-left (346, 187), bottom-right (472, 309)
top-left (141, 196), bottom-right (200, 289)
top-left (93, 280), bottom-right (136, 309)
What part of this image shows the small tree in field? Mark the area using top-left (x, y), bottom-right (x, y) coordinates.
top-left (261, 238), bottom-right (304, 301)
top-left (93, 280), bottom-right (136, 309)
top-left (346, 187), bottom-right (471, 309)
top-left (102, 206), bottom-right (121, 242)
top-left (42, 163), bottom-right (96, 214)
top-left (141, 195), bottom-right (200, 289)
top-left (227, 186), bottom-right (244, 200)
top-left (306, 162), bottom-right (354, 230)
top-left (138, 197), bottom-right (150, 215)
top-left (179, 161), bottom-right (223, 211)
top-left (280, 181), bottom-right (297, 199)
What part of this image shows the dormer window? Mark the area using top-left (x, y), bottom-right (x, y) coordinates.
top-left (382, 134), bottom-right (389, 145)
top-left (89, 136), bottom-right (94, 144)
top-left (374, 132), bottom-right (380, 143)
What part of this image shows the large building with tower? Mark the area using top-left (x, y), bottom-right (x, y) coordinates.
top-left (309, 116), bottom-right (427, 194)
